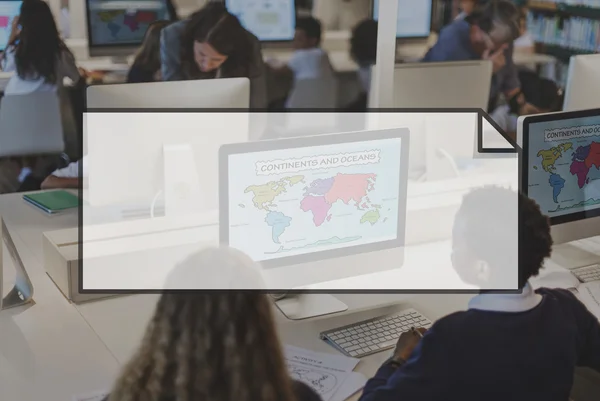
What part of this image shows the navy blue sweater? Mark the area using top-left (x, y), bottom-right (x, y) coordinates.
top-left (360, 288), bottom-right (600, 401)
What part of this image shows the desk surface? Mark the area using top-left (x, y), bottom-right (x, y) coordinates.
top-left (0, 188), bottom-right (590, 401)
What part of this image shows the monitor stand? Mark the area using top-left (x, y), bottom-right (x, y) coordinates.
top-left (163, 144), bottom-right (204, 217)
top-left (1, 218), bottom-right (34, 311)
top-left (273, 294), bottom-right (348, 320)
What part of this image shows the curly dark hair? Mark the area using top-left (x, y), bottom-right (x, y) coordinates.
top-left (350, 19), bottom-right (378, 66)
top-left (457, 186), bottom-right (553, 288)
top-left (180, 2), bottom-right (253, 79)
top-left (108, 247), bottom-right (297, 401)
top-left (11, 0), bottom-right (72, 83)
top-left (296, 16), bottom-right (322, 43)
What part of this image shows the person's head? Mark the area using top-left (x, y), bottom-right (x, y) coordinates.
top-left (350, 19), bottom-right (378, 66)
top-left (518, 70), bottom-right (562, 113)
top-left (293, 16), bottom-right (322, 49)
top-left (451, 187), bottom-right (553, 289)
top-left (465, 0), bottom-right (520, 56)
top-left (133, 20), bottom-right (171, 73)
top-left (108, 247), bottom-right (296, 401)
top-left (181, 2), bottom-right (252, 78)
top-left (13, 0), bottom-right (67, 82)
top-left (460, 0), bottom-right (478, 15)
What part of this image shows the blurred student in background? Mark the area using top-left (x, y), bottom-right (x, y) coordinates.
top-left (346, 18), bottom-right (377, 110)
top-left (425, 0), bottom-right (537, 116)
top-left (160, 2), bottom-right (267, 108)
top-left (127, 20), bottom-right (171, 83)
top-left (104, 247), bottom-right (322, 401)
top-left (269, 17), bottom-right (334, 81)
top-left (0, 0), bottom-right (85, 191)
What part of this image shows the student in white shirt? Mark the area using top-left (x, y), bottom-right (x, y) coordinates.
top-left (40, 156), bottom-right (87, 189)
top-left (0, 0), bottom-right (84, 95)
top-left (269, 16), bottom-right (334, 81)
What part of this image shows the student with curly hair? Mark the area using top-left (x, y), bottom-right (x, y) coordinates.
top-left (104, 247), bottom-right (322, 401)
top-left (360, 187), bottom-right (600, 401)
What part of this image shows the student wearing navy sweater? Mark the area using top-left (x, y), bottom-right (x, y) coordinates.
top-left (359, 187), bottom-right (600, 401)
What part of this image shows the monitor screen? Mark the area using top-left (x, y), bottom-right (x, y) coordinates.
top-left (0, 1), bottom-right (21, 51)
top-left (523, 111), bottom-right (600, 225)
top-left (220, 129), bottom-right (408, 267)
top-left (372, 0), bottom-right (432, 39)
top-left (86, 0), bottom-right (170, 47)
top-left (225, 0), bottom-right (295, 42)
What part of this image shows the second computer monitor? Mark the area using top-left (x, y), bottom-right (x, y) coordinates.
top-left (85, 0), bottom-right (172, 58)
top-left (563, 54), bottom-right (600, 112)
top-left (219, 128), bottom-right (409, 289)
top-left (0, 1), bottom-right (21, 52)
top-left (225, 0), bottom-right (296, 43)
top-left (372, 0), bottom-right (432, 39)
top-left (520, 108), bottom-right (600, 244)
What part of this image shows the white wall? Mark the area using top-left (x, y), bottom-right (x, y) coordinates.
top-left (313, 0), bottom-right (370, 31)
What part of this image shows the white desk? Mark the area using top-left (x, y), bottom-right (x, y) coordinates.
top-left (0, 189), bottom-right (595, 401)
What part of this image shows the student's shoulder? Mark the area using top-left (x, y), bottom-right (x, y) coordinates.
top-left (536, 287), bottom-right (593, 318)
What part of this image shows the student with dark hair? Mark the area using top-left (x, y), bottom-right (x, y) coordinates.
top-left (346, 18), bottom-right (377, 110)
top-left (424, 0), bottom-right (537, 115)
top-left (1, 0), bottom-right (83, 94)
top-left (268, 16), bottom-right (334, 81)
top-left (359, 187), bottom-right (600, 401)
top-left (127, 20), bottom-right (171, 83)
top-left (491, 70), bottom-right (562, 137)
top-left (160, 2), bottom-right (267, 108)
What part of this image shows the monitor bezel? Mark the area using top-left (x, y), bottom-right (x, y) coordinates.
top-left (370, 0), bottom-right (433, 41)
top-left (84, 0), bottom-right (172, 51)
top-left (520, 108), bottom-right (600, 226)
top-left (0, 0), bottom-right (22, 52)
top-left (219, 127), bottom-right (410, 269)
top-left (224, 0), bottom-right (297, 44)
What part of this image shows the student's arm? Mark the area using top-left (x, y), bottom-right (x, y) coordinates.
top-left (360, 328), bottom-right (451, 401)
top-left (40, 176), bottom-right (79, 190)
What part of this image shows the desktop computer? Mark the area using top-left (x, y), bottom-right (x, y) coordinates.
top-left (563, 54), bottom-right (600, 112)
top-left (219, 127), bottom-right (410, 316)
top-left (0, 1), bottom-right (21, 52)
top-left (519, 108), bottom-right (600, 271)
top-left (85, 0), bottom-right (172, 60)
top-left (225, 0), bottom-right (295, 45)
top-left (387, 60), bottom-right (493, 180)
top-left (84, 78), bottom-right (250, 218)
top-left (372, 0), bottom-right (432, 39)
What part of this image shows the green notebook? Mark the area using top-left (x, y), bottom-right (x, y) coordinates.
top-left (23, 191), bottom-right (79, 214)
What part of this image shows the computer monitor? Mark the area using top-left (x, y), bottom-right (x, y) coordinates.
top-left (85, 78), bottom-right (250, 216)
top-left (563, 54), bottom-right (600, 112)
top-left (393, 60), bottom-right (493, 178)
top-left (0, 1), bottom-right (21, 52)
top-left (219, 127), bottom-right (409, 295)
top-left (372, 0), bottom-right (432, 39)
top-left (85, 0), bottom-right (171, 59)
top-left (86, 78), bottom-right (250, 109)
top-left (225, 0), bottom-right (295, 43)
top-left (519, 108), bottom-right (600, 247)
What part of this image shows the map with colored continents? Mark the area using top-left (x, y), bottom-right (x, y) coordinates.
top-left (528, 121), bottom-right (600, 218)
top-left (227, 140), bottom-right (402, 261)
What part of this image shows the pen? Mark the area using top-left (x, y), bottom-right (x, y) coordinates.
top-left (411, 327), bottom-right (423, 338)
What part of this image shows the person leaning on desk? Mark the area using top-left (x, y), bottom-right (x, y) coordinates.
top-left (423, 0), bottom-right (538, 116)
top-left (359, 187), bottom-right (600, 401)
top-left (159, 1), bottom-right (268, 109)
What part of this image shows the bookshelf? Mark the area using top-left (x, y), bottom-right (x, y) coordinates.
top-left (526, 1), bottom-right (600, 61)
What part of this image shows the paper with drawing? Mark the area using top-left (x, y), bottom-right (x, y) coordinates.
top-left (284, 345), bottom-right (359, 401)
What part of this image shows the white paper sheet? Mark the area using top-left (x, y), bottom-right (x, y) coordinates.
top-left (284, 345), bottom-right (359, 401)
top-left (331, 371), bottom-right (368, 401)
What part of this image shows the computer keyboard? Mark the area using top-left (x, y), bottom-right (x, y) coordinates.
top-left (320, 308), bottom-right (432, 358)
top-left (571, 264), bottom-right (600, 283)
